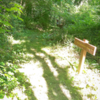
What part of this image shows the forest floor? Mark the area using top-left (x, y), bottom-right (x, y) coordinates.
top-left (2, 29), bottom-right (100, 100)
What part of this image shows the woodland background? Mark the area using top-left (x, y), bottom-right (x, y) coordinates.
top-left (0, 0), bottom-right (100, 99)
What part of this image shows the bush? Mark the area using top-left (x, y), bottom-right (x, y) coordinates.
top-left (0, 1), bottom-right (23, 98)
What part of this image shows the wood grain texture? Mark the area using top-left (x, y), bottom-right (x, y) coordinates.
top-left (74, 38), bottom-right (97, 55)
top-left (78, 39), bottom-right (88, 74)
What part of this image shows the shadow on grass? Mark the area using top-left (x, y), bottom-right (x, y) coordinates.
top-left (28, 48), bottom-right (82, 100)
top-left (14, 71), bottom-right (37, 100)
top-left (13, 29), bottom-right (82, 100)
top-left (0, 31), bottom-right (37, 99)
top-left (1, 29), bottom-right (83, 100)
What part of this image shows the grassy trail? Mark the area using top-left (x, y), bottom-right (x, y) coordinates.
top-left (3, 29), bottom-right (100, 100)
top-left (13, 30), bottom-right (82, 100)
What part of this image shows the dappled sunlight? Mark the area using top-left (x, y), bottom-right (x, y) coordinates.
top-left (41, 47), bottom-right (51, 54)
top-left (31, 77), bottom-right (48, 100)
top-left (1, 96), bottom-right (12, 100)
top-left (30, 48), bottom-right (36, 52)
top-left (36, 52), bottom-right (46, 58)
top-left (8, 39), bottom-right (99, 100)
top-left (13, 87), bottom-right (28, 100)
top-left (1, 0), bottom-right (100, 99)
top-left (67, 66), bottom-right (100, 100)
top-left (12, 39), bottom-right (25, 45)
top-left (41, 45), bottom-right (100, 100)
top-left (19, 60), bottom-right (48, 100)
top-left (45, 59), bottom-right (59, 77)
top-left (16, 44), bottom-right (82, 100)
top-left (41, 46), bottom-right (79, 69)
top-left (19, 60), bottom-right (43, 77)
top-left (5, 28), bottom-right (99, 100)
top-left (74, 1), bottom-right (88, 13)
top-left (55, 59), bottom-right (70, 68)
top-left (25, 53), bottom-right (35, 58)
top-left (59, 84), bottom-right (72, 100)
top-left (52, 90), bottom-right (57, 96)
top-left (7, 35), bottom-right (26, 45)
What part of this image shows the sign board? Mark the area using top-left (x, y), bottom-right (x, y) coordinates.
top-left (74, 38), bottom-right (97, 74)
top-left (74, 38), bottom-right (97, 56)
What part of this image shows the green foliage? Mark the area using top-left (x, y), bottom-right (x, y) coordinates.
top-left (22, 0), bottom-right (52, 29)
top-left (0, 0), bottom-right (23, 98)
top-left (0, 62), bottom-right (18, 98)
top-left (0, 2), bottom-right (23, 34)
top-left (66, 2), bottom-right (100, 44)
top-left (22, 0), bottom-right (100, 63)
top-left (0, 0), bottom-right (100, 98)
top-left (22, 0), bottom-right (74, 29)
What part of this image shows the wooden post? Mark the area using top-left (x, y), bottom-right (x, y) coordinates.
top-left (78, 39), bottom-right (89, 74)
top-left (74, 38), bottom-right (97, 74)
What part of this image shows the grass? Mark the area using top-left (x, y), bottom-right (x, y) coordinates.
top-left (1, 28), bottom-right (100, 100)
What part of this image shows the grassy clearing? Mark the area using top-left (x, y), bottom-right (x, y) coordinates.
top-left (1, 29), bottom-right (100, 100)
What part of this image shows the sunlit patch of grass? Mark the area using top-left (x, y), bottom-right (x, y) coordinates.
top-left (87, 93), bottom-right (97, 100)
top-left (44, 59), bottom-right (59, 77)
top-left (2, 28), bottom-right (100, 100)
top-left (59, 84), bottom-right (72, 100)
top-left (7, 35), bottom-right (26, 45)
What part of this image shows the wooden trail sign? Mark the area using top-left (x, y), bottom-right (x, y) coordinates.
top-left (74, 38), bottom-right (97, 74)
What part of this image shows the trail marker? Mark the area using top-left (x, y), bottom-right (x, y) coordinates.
top-left (74, 38), bottom-right (97, 74)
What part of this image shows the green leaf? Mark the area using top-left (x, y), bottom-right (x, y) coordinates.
top-left (0, 91), bottom-right (4, 99)
top-left (0, 78), bottom-right (4, 83)
top-left (0, 62), bottom-right (5, 66)
top-left (0, 94), bottom-right (4, 99)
